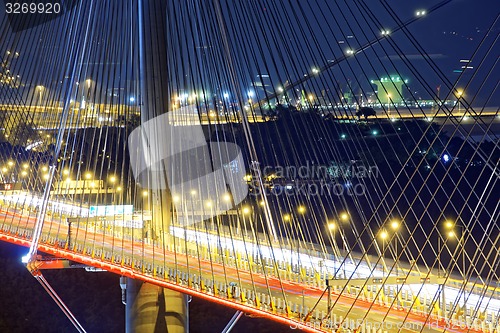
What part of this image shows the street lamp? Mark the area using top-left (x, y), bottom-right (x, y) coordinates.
top-left (334, 212), bottom-right (351, 277)
top-left (241, 206), bottom-right (251, 238)
top-left (390, 220), bottom-right (400, 275)
top-left (390, 220), bottom-right (399, 231)
top-left (327, 221), bottom-right (339, 277)
top-left (387, 93), bottom-right (392, 115)
top-left (296, 206), bottom-right (308, 280)
top-left (113, 185), bottom-right (122, 205)
top-left (455, 89), bottom-right (464, 114)
top-left (444, 221), bottom-right (465, 279)
top-left (36, 85), bottom-right (44, 105)
top-left (444, 221), bottom-right (466, 311)
top-left (379, 229), bottom-right (389, 276)
top-left (327, 221), bottom-right (336, 232)
top-left (339, 212), bottom-right (349, 222)
top-left (389, 219), bottom-right (401, 308)
top-left (205, 200), bottom-right (215, 231)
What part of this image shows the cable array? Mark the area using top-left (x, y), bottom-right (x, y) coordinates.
top-left (0, 1), bottom-right (498, 331)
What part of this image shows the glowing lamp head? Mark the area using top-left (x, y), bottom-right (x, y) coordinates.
top-left (390, 220), bottom-right (399, 230)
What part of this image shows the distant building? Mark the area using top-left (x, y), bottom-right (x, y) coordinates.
top-left (370, 76), bottom-right (408, 105)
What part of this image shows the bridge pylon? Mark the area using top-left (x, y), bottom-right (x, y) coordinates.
top-left (126, 278), bottom-right (189, 333)
top-left (126, 0), bottom-right (189, 332)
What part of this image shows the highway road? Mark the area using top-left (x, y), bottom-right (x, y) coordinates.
top-left (1, 207), bottom-right (496, 332)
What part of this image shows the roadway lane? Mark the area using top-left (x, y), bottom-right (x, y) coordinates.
top-left (0, 210), bottom-right (487, 333)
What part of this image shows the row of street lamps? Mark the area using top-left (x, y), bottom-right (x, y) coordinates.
top-left (161, 197), bottom-right (467, 281)
top-left (375, 218), bottom-right (465, 279)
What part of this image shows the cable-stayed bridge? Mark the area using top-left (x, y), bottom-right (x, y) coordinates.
top-left (0, 1), bottom-right (498, 332)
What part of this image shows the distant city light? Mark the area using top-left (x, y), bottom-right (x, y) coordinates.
top-left (223, 92), bottom-right (230, 99)
top-left (442, 154), bottom-right (450, 163)
top-left (129, 96), bottom-right (135, 102)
